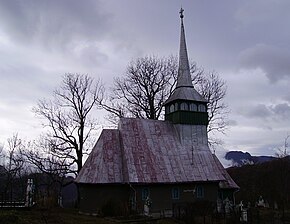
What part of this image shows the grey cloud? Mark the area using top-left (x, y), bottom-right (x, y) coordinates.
top-left (77, 44), bottom-right (109, 67)
top-left (239, 103), bottom-right (290, 121)
top-left (0, 0), bottom-right (111, 50)
top-left (235, 0), bottom-right (290, 46)
top-left (236, 0), bottom-right (290, 26)
top-left (228, 120), bottom-right (238, 126)
top-left (272, 103), bottom-right (290, 119)
top-left (240, 104), bottom-right (272, 118)
top-left (251, 143), bottom-right (278, 156)
top-left (239, 44), bottom-right (290, 82)
top-left (0, 60), bottom-right (57, 103)
top-left (282, 92), bottom-right (290, 103)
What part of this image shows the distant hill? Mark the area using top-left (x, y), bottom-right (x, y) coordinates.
top-left (225, 151), bottom-right (275, 166)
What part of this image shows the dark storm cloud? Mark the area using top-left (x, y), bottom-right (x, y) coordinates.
top-left (0, 0), bottom-right (111, 50)
top-left (239, 44), bottom-right (290, 82)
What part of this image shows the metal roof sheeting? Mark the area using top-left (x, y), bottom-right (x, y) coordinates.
top-left (76, 129), bottom-right (123, 184)
top-left (165, 87), bottom-right (208, 104)
top-left (76, 118), bottom-right (238, 189)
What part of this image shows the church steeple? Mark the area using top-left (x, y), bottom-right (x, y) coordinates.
top-left (164, 8), bottom-right (208, 126)
top-left (176, 8), bottom-right (193, 89)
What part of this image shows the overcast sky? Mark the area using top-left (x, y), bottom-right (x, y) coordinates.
top-left (0, 0), bottom-right (289, 164)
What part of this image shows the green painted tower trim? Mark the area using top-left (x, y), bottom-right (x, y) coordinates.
top-left (165, 100), bottom-right (208, 125)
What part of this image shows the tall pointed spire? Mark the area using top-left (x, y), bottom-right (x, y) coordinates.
top-left (176, 8), bottom-right (193, 88)
top-left (164, 8), bottom-right (207, 105)
top-left (164, 8), bottom-right (208, 125)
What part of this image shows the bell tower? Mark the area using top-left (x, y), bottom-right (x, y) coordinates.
top-left (164, 8), bottom-right (208, 126)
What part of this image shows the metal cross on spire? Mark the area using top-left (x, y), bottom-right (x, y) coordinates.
top-left (179, 7), bottom-right (184, 19)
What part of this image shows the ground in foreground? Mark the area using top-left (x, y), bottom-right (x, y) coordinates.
top-left (0, 208), bottom-right (178, 224)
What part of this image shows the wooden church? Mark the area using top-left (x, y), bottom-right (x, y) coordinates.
top-left (75, 9), bottom-right (238, 216)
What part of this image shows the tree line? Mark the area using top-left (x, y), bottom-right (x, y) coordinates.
top-left (227, 156), bottom-right (290, 211)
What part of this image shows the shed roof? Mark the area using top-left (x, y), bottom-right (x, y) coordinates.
top-left (76, 118), bottom-right (238, 189)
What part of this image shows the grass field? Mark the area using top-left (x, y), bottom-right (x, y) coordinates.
top-left (0, 208), bottom-right (178, 224)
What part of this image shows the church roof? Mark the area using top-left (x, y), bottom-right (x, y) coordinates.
top-left (165, 8), bottom-right (207, 104)
top-left (76, 129), bottom-right (124, 184)
top-left (76, 118), bottom-right (238, 188)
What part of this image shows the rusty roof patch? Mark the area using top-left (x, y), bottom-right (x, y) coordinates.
top-left (76, 118), bottom-right (238, 189)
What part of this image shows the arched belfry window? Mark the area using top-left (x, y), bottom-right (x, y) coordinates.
top-left (165, 106), bottom-right (168, 114)
top-left (198, 104), bottom-right (206, 112)
top-left (169, 104), bottom-right (175, 113)
top-left (190, 103), bottom-right (197, 111)
top-left (180, 102), bottom-right (188, 111)
top-left (175, 102), bottom-right (179, 111)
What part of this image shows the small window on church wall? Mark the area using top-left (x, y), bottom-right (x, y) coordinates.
top-left (169, 104), bottom-right (175, 113)
top-left (142, 188), bottom-right (149, 200)
top-left (172, 187), bottom-right (180, 199)
top-left (180, 102), bottom-right (188, 111)
top-left (198, 104), bottom-right (206, 112)
top-left (190, 103), bottom-right (197, 111)
top-left (196, 186), bottom-right (204, 198)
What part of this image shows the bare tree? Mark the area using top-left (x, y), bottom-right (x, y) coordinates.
top-left (100, 56), bottom-right (178, 123)
top-left (101, 55), bottom-right (228, 139)
top-left (276, 134), bottom-right (289, 158)
top-left (21, 138), bottom-right (70, 206)
top-left (274, 134), bottom-right (290, 217)
top-left (195, 71), bottom-right (229, 144)
top-left (33, 73), bottom-right (104, 175)
top-left (23, 138), bottom-right (69, 179)
top-left (0, 134), bottom-right (26, 200)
